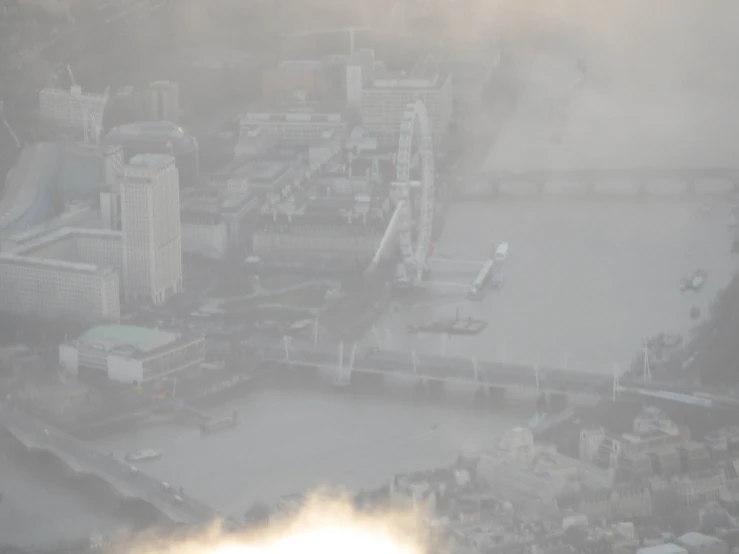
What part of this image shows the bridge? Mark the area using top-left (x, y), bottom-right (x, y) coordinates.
top-left (0, 402), bottom-right (218, 525)
top-left (456, 167), bottom-right (739, 200)
top-left (248, 337), bottom-right (609, 393)
top-left (248, 337), bottom-right (739, 410)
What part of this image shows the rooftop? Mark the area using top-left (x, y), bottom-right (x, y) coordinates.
top-left (80, 325), bottom-right (177, 353)
top-left (366, 72), bottom-right (449, 90)
top-left (0, 253), bottom-right (114, 275)
top-left (109, 121), bottom-right (186, 140)
top-left (128, 153), bottom-right (176, 169)
top-left (12, 226), bottom-right (122, 257)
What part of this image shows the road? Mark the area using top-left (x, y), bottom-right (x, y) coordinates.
top-left (0, 402), bottom-right (218, 526)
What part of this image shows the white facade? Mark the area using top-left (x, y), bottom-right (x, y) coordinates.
top-left (148, 81), bottom-right (180, 122)
top-left (121, 154), bottom-right (183, 305)
top-left (0, 227), bottom-right (123, 322)
top-left (38, 86), bottom-right (107, 132)
top-left (0, 257), bottom-right (120, 322)
top-left (59, 324), bottom-right (205, 384)
top-left (181, 219), bottom-right (228, 260)
top-left (346, 65), bottom-right (362, 109)
top-left (103, 146), bottom-right (124, 188)
top-left (360, 73), bottom-right (453, 147)
top-left (240, 109), bottom-right (345, 146)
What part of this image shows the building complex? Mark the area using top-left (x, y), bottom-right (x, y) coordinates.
top-left (121, 154), bottom-right (183, 305)
top-left (59, 324), bottom-right (205, 384)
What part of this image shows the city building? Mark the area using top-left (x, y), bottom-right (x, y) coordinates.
top-left (0, 227), bottom-right (123, 322)
top-left (147, 81), bottom-right (180, 122)
top-left (0, 143), bottom-right (61, 239)
top-left (59, 324), bottom-right (205, 384)
top-left (0, 202), bottom-right (101, 252)
top-left (211, 158), bottom-right (299, 196)
top-left (102, 121), bottom-right (199, 188)
top-left (637, 544), bottom-right (688, 554)
top-left (252, 190), bottom-right (393, 272)
top-left (261, 60), bottom-right (326, 103)
top-left (360, 72), bottom-right (453, 147)
top-left (477, 428), bottom-right (583, 508)
top-left (677, 533), bottom-right (728, 554)
top-left (576, 483), bottom-right (653, 520)
top-left (121, 154), bottom-right (183, 305)
top-left (671, 470), bottom-right (726, 507)
top-left (38, 85), bottom-right (107, 134)
top-left (239, 106), bottom-right (346, 147)
top-left (180, 188), bottom-right (260, 254)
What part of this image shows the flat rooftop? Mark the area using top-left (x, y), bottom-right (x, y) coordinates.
top-left (128, 153), bottom-right (175, 169)
top-left (79, 324), bottom-right (177, 353)
top-left (13, 227), bottom-right (122, 257)
top-left (366, 73), bottom-right (449, 90)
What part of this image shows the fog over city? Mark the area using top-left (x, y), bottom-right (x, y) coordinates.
top-left (2, 0), bottom-right (739, 553)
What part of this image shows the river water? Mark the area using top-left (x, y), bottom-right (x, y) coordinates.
top-left (1, 386), bottom-right (526, 548)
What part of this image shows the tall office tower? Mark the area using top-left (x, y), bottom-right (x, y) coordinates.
top-left (121, 154), bottom-right (183, 305)
top-left (148, 81), bottom-right (180, 122)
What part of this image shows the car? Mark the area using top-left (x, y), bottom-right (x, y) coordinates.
top-left (490, 274), bottom-right (504, 290)
top-left (124, 449), bottom-right (163, 462)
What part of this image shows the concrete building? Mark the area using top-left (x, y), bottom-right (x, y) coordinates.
top-left (637, 545), bottom-right (688, 554)
top-left (180, 188), bottom-right (260, 254)
top-left (677, 533), bottom-right (728, 554)
top-left (180, 210), bottom-right (228, 260)
top-left (38, 86), bottom-right (107, 133)
top-left (261, 60), bottom-right (326, 102)
top-left (102, 121), bottom-right (199, 188)
top-left (478, 428), bottom-right (583, 507)
top-left (0, 227), bottom-right (123, 322)
top-left (59, 324), bottom-right (205, 384)
top-left (148, 81), bottom-right (180, 122)
top-left (0, 143), bottom-right (61, 239)
top-left (360, 72), bottom-right (453, 147)
top-left (252, 192), bottom-right (393, 271)
top-left (1, 202), bottom-right (101, 252)
top-left (577, 483), bottom-right (653, 520)
top-left (239, 107), bottom-right (345, 147)
top-left (672, 470), bottom-right (726, 507)
top-left (121, 154), bottom-right (183, 305)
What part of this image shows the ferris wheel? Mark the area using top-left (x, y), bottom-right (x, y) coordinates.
top-left (395, 99), bottom-right (435, 285)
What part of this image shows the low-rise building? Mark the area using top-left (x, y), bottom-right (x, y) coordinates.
top-left (59, 324), bottom-right (205, 384)
top-left (180, 188), bottom-right (260, 252)
top-left (38, 86), bottom-right (107, 134)
top-left (360, 72), bottom-right (453, 147)
top-left (577, 483), bottom-right (653, 520)
top-left (239, 106), bottom-right (345, 147)
top-left (637, 543), bottom-right (688, 554)
top-left (672, 470), bottom-right (726, 507)
top-left (677, 533), bottom-right (728, 554)
top-left (252, 191), bottom-right (393, 271)
top-left (0, 227), bottom-right (123, 322)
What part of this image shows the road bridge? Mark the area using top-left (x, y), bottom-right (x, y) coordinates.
top-left (0, 402), bottom-right (217, 526)
top-left (456, 167), bottom-right (739, 200)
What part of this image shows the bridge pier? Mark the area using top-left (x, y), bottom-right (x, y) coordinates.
top-left (428, 380), bottom-right (444, 400)
top-left (549, 392), bottom-right (569, 413)
top-left (473, 387), bottom-right (488, 409)
top-left (487, 386), bottom-right (506, 409)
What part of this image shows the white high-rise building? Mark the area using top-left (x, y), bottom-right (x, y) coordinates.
top-left (360, 72), bottom-right (453, 147)
top-left (121, 154), bottom-right (183, 305)
top-left (148, 81), bottom-right (180, 122)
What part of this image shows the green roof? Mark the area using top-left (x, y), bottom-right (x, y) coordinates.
top-left (80, 325), bottom-right (175, 352)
